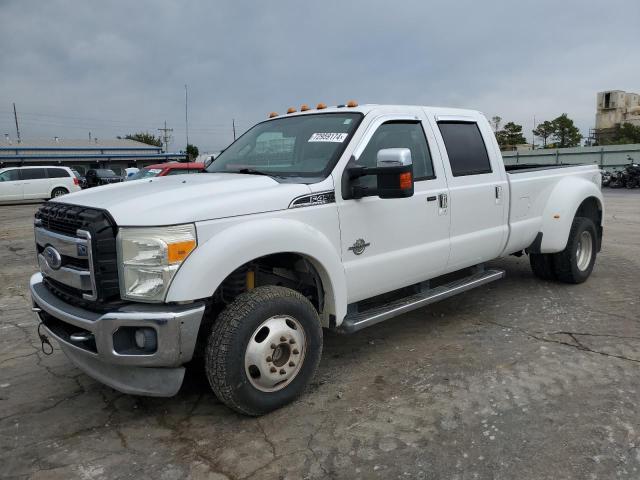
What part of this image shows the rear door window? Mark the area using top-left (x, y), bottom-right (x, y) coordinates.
top-left (437, 122), bottom-right (492, 176)
top-left (21, 168), bottom-right (47, 180)
top-left (46, 168), bottom-right (70, 178)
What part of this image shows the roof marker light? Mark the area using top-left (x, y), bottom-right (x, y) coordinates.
top-left (316, 102), bottom-right (327, 110)
top-left (287, 107), bottom-right (297, 114)
top-left (347, 100), bottom-right (358, 107)
top-left (300, 104), bottom-right (310, 111)
top-left (268, 112), bottom-right (279, 118)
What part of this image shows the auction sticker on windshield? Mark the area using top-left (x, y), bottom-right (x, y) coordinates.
top-left (308, 133), bottom-right (348, 142)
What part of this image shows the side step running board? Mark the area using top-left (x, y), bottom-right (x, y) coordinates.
top-left (338, 268), bottom-right (505, 333)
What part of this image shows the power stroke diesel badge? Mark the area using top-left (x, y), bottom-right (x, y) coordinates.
top-left (348, 238), bottom-right (370, 255)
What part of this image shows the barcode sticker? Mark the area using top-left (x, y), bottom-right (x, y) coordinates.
top-left (308, 132), bottom-right (348, 143)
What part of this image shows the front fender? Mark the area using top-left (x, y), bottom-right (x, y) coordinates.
top-left (540, 176), bottom-right (603, 253)
top-left (166, 218), bottom-right (347, 324)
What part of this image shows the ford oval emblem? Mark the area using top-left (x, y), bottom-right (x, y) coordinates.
top-left (43, 245), bottom-right (63, 270)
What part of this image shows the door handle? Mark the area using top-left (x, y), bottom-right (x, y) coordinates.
top-left (495, 186), bottom-right (502, 199)
top-left (438, 193), bottom-right (448, 209)
top-left (427, 196), bottom-right (437, 202)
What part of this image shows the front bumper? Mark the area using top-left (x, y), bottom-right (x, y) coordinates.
top-left (29, 273), bottom-right (205, 396)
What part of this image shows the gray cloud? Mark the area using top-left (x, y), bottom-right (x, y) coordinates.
top-left (1, 0), bottom-right (638, 151)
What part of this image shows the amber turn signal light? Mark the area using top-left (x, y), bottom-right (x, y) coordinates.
top-left (268, 112), bottom-right (278, 118)
top-left (300, 104), bottom-right (310, 111)
top-left (347, 100), bottom-right (358, 107)
top-left (316, 102), bottom-right (327, 109)
top-left (399, 172), bottom-right (413, 190)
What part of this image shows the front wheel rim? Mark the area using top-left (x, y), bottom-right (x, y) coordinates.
top-left (576, 230), bottom-right (593, 271)
top-left (244, 315), bottom-right (306, 392)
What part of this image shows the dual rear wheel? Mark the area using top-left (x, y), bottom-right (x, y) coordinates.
top-left (530, 216), bottom-right (598, 284)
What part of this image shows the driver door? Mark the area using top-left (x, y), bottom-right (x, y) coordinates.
top-left (335, 115), bottom-right (451, 303)
top-left (0, 169), bottom-right (24, 201)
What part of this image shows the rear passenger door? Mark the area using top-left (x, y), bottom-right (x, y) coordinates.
top-left (431, 116), bottom-right (508, 271)
top-left (21, 168), bottom-right (49, 199)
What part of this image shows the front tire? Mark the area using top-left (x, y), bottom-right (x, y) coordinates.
top-left (205, 286), bottom-right (322, 416)
top-left (553, 217), bottom-right (597, 284)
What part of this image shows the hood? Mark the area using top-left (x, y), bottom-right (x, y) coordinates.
top-left (54, 173), bottom-right (311, 226)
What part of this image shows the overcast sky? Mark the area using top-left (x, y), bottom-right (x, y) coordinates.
top-left (1, 0), bottom-right (639, 152)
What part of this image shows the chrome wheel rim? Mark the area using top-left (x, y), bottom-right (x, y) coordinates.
top-left (244, 315), bottom-right (306, 392)
top-left (576, 230), bottom-right (593, 272)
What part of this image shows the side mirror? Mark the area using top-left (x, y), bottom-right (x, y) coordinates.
top-left (344, 148), bottom-right (414, 199)
top-left (375, 148), bottom-right (414, 199)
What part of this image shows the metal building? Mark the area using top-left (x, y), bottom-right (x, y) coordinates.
top-left (0, 138), bottom-right (186, 176)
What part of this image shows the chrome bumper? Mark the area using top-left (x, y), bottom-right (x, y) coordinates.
top-left (29, 273), bottom-right (205, 397)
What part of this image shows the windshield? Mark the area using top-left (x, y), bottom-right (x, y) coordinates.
top-left (206, 112), bottom-right (362, 178)
top-left (96, 169), bottom-right (117, 176)
top-left (130, 168), bottom-right (163, 180)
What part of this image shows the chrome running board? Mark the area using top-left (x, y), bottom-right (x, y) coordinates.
top-left (338, 268), bottom-right (505, 333)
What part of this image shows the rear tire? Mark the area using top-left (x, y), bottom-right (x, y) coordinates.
top-left (553, 217), bottom-right (597, 284)
top-left (529, 253), bottom-right (556, 281)
top-left (51, 187), bottom-right (68, 198)
top-left (205, 286), bottom-right (322, 416)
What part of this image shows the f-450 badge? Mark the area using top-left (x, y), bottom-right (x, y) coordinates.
top-left (348, 238), bottom-right (370, 255)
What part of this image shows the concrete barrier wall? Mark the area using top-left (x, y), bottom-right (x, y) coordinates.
top-left (502, 144), bottom-right (640, 172)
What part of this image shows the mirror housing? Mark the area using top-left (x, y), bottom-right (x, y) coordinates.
top-left (344, 148), bottom-right (414, 199)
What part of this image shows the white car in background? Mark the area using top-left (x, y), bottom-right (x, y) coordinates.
top-left (0, 166), bottom-right (81, 202)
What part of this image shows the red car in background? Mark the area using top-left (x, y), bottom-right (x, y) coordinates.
top-left (128, 162), bottom-right (205, 180)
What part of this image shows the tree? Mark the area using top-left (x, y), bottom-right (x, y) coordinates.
top-left (491, 116), bottom-right (502, 133)
top-left (550, 114), bottom-right (582, 148)
top-left (532, 120), bottom-right (554, 148)
top-left (186, 144), bottom-right (199, 159)
top-left (496, 122), bottom-right (527, 150)
top-left (607, 123), bottom-right (640, 145)
top-left (124, 132), bottom-right (163, 147)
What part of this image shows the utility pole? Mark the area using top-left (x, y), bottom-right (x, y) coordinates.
top-left (184, 84), bottom-right (189, 148)
top-left (157, 121), bottom-right (173, 153)
top-left (13, 103), bottom-right (21, 143)
top-left (532, 115), bottom-right (536, 150)
top-left (232, 119), bottom-right (236, 140)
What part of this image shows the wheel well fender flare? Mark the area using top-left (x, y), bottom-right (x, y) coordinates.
top-left (166, 218), bottom-right (347, 323)
top-left (539, 177), bottom-right (603, 253)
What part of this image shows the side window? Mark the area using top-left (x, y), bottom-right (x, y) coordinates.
top-left (437, 122), bottom-right (492, 176)
top-left (46, 168), bottom-right (70, 178)
top-left (0, 169), bottom-right (20, 181)
top-left (355, 121), bottom-right (435, 190)
top-left (166, 169), bottom-right (188, 176)
top-left (21, 168), bottom-right (47, 180)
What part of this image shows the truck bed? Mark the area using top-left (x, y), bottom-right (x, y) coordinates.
top-left (502, 163), bottom-right (601, 255)
top-left (505, 163), bottom-right (590, 173)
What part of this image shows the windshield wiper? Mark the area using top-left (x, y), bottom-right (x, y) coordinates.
top-left (237, 168), bottom-right (274, 177)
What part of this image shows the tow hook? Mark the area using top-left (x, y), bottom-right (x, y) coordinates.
top-left (32, 307), bottom-right (53, 355)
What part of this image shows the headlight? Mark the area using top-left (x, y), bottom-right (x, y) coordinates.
top-left (117, 224), bottom-right (197, 302)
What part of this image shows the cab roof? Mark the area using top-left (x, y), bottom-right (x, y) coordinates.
top-left (266, 104), bottom-right (485, 121)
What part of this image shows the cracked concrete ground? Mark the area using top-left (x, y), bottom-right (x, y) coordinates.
top-left (1, 190), bottom-right (639, 480)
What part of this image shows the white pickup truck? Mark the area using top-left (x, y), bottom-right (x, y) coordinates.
top-left (29, 103), bottom-right (603, 415)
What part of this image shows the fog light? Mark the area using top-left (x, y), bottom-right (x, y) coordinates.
top-left (134, 328), bottom-right (157, 351)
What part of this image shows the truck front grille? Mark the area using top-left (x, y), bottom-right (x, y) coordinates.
top-left (35, 203), bottom-right (120, 310)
